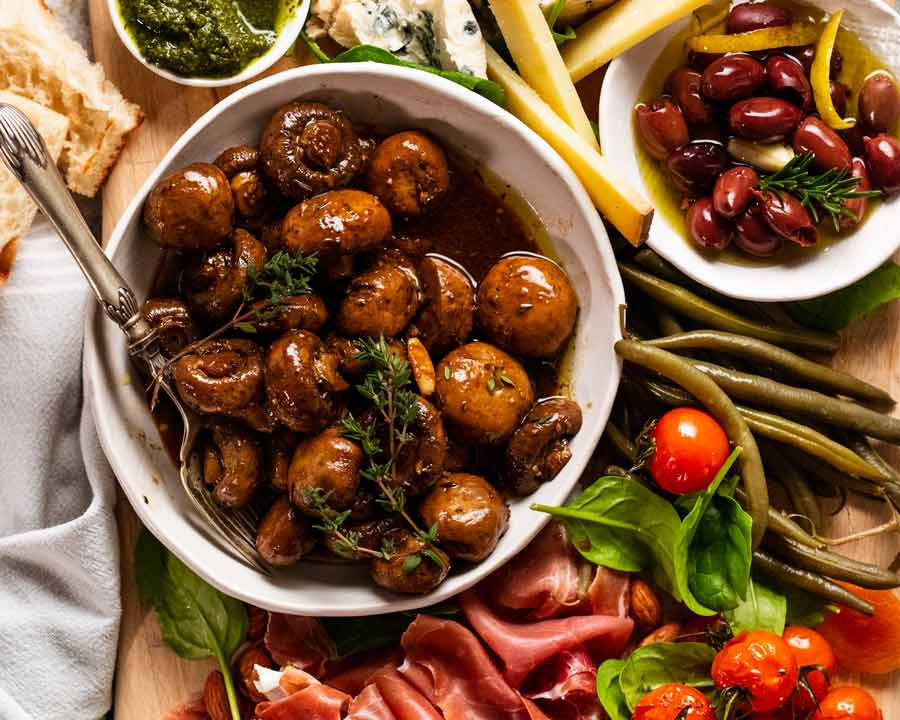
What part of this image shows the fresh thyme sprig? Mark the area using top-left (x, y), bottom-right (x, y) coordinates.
top-left (546, 0), bottom-right (576, 45)
top-left (758, 152), bottom-right (883, 231)
top-left (340, 336), bottom-right (446, 571)
top-left (304, 487), bottom-right (387, 560)
top-left (242, 251), bottom-right (318, 305)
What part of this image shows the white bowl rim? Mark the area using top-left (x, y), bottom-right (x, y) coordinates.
top-left (105, 0), bottom-right (310, 88)
top-left (85, 62), bottom-right (626, 615)
top-left (599, 0), bottom-right (900, 302)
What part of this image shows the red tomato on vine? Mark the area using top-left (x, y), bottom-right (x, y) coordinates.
top-left (782, 625), bottom-right (836, 714)
top-left (811, 686), bottom-right (883, 720)
top-left (648, 408), bottom-right (730, 494)
top-left (632, 683), bottom-right (717, 720)
top-left (712, 630), bottom-right (799, 713)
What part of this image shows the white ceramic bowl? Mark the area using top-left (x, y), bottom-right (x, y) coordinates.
top-left (84, 64), bottom-right (625, 616)
top-left (106, 0), bottom-right (309, 87)
top-left (599, 0), bottom-right (900, 302)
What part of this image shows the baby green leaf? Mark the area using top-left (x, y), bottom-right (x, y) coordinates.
top-left (596, 659), bottom-right (630, 720)
top-left (618, 642), bottom-right (716, 711)
top-left (723, 574), bottom-right (787, 635)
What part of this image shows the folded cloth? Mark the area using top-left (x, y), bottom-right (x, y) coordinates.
top-left (0, 219), bottom-right (119, 720)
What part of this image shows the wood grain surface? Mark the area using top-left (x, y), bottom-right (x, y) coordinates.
top-left (87, 2), bottom-right (900, 717)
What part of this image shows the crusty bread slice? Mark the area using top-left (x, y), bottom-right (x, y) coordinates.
top-left (0, 91), bottom-right (70, 283)
top-left (0, 0), bottom-right (143, 197)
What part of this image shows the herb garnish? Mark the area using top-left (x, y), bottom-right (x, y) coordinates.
top-left (242, 250), bottom-right (318, 305)
top-left (759, 152), bottom-right (882, 231)
top-left (546, 0), bottom-right (577, 45)
top-left (304, 487), bottom-right (389, 560)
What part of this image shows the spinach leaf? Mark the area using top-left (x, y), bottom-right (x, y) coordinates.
top-left (595, 659), bottom-right (630, 720)
top-left (783, 586), bottom-right (837, 628)
top-left (300, 34), bottom-right (506, 106)
top-left (618, 642), bottom-right (716, 711)
top-left (135, 530), bottom-right (246, 720)
top-left (533, 475), bottom-right (682, 597)
top-left (723, 574), bottom-right (787, 635)
top-left (788, 261), bottom-right (900, 331)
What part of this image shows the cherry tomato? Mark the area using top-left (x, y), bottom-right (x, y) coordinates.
top-left (782, 626), bottom-right (836, 713)
top-left (649, 407), bottom-right (730, 494)
top-left (812, 686), bottom-right (883, 720)
top-left (632, 683), bottom-right (717, 720)
top-left (712, 630), bottom-right (799, 713)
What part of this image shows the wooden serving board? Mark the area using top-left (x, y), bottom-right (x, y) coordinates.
top-left (87, 2), bottom-right (900, 718)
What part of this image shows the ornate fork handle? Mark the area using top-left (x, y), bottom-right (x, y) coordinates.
top-left (0, 103), bottom-right (159, 358)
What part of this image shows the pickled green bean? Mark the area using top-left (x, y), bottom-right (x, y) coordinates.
top-left (605, 422), bottom-right (635, 464)
top-left (762, 443), bottom-right (823, 532)
top-left (647, 330), bottom-right (892, 404)
top-left (619, 264), bottom-right (840, 353)
top-left (752, 550), bottom-right (875, 615)
top-left (734, 487), bottom-right (824, 548)
top-left (657, 307), bottom-right (684, 337)
top-left (767, 535), bottom-right (900, 589)
top-left (615, 339), bottom-right (769, 548)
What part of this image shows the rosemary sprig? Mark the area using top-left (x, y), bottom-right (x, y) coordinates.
top-left (758, 152), bottom-right (882, 231)
top-left (242, 251), bottom-right (318, 305)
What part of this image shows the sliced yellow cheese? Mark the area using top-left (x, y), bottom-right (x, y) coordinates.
top-left (562, 0), bottom-right (711, 82)
top-left (489, 0), bottom-right (600, 150)
top-left (486, 47), bottom-right (653, 245)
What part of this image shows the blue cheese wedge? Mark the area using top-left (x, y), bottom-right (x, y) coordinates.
top-left (310, 0), bottom-right (487, 77)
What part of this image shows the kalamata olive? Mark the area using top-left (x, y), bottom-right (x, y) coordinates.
top-left (841, 125), bottom-right (867, 157)
top-left (766, 55), bottom-right (812, 109)
top-left (859, 70), bottom-right (900, 134)
top-left (734, 203), bottom-right (784, 256)
top-left (729, 97), bottom-right (803, 141)
top-left (753, 189), bottom-right (818, 246)
top-left (686, 197), bottom-right (732, 250)
top-left (727, 3), bottom-right (792, 34)
top-left (667, 68), bottom-right (714, 126)
top-left (785, 45), bottom-right (841, 76)
top-left (635, 99), bottom-right (690, 160)
top-left (691, 124), bottom-right (728, 144)
top-left (688, 51), bottom-right (722, 71)
top-left (863, 133), bottom-right (900, 194)
top-left (702, 55), bottom-right (767, 102)
top-left (840, 157), bottom-right (872, 229)
top-left (830, 81), bottom-right (850, 117)
top-left (667, 141), bottom-right (730, 194)
top-left (713, 166), bottom-right (760, 218)
top-left (792, 116), bottom-right (852, 171)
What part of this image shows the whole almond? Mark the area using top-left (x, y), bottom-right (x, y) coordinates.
top-left (235, 643), bottom-right (275, 703)
top-left (639, 622), bottom-right (683, 647)
top-left (246, 604), bottom-right (268, 641)
top-left (630, 579), bottom-right (662, 631)
top-left (204, 670), bottom-right (231, 720)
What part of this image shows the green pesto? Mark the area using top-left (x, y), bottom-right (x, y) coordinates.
top-left (118, 0), bottom-right (280, 78)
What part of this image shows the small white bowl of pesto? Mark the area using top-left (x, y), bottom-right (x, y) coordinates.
top-left (109, 0), bottom-right (309, 86)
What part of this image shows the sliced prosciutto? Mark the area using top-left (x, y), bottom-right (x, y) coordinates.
top-left (400, 614), bottom-right (533, 719)
top-left (460, 589), bottom-right (634, 687)
top-left (585, 566), bottom-right (631, 618)
top-left (481, 521), bottom-right (588, 619)
top-left (256, 680), bottom-right (349, 720)
top-left (325, 646), bottom-right (405, 695)
top-left (346, 684), bottom-right (397, 720)
top-left (264, 613), bottom-right (336, 676)
top-left (371, 666), bottom-right (443, 720)
top-left (522, 646), bottom-right (603, 720)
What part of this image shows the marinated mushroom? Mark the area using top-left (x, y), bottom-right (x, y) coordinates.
top-left (266, 430), bottom-right (299, 491)
top-left (336, 250), bottom-right (421, 339)
top-left (504, 397), bottom-right (583, 496)
top-left (476, 255), bottom-right (578, 359)
top-left (392, 395), bottom-right (447, 495)
top-left (325, 333), bottom-right (408, 379)
top-left (214, 145), bottom-right (269, 220)
top-left (366, 131), bottom-right (450, 217)
top-left (173, 338), bottom-right (264, 414)
top-left (143, 162), bottom-right (234, 250)
top-left (434, 341), bottom-right (534, 445)
top-left (264, 330), bottom-right (345, 433)
top-left (185, 229), bottom-right (266, 324)
top-left (280, 189), bottom-right (391, 261)
top-left (202, 419), bottom-right (263, 508)
top-left (410, 255), bottom-right (475, 354)
top-left (142, 298), bottom-right (197, 357)
top-left (256, 495), bottom-right (315, 566)
top-left (419, 473), bottom-right (510, 562)
top-left (289, 426), bottom-right (363, 516)
top-left (370, 528), bottom-right (450, 594)
top-left (249, 294), bottom-right (328, 336)
top-left (260, 101), bottom-right (364, 200)
top-left (324, 515), bottom-right (402, 560)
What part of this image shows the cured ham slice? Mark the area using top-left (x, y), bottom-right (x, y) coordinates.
top-left (371, 666), bottom-right (443, 720)
top-left (346, 684), bottom-right (397, 720)
top-left (400, 614), bottom-right (533, 720)
top-left (264, 613), bottom-right (336, 676)
top-left (585, 566), bottom-right (631, 618)
top-left (162, 697), bottom-right (208, 720)
top-left (325, 646), bottom-right (405, 696)
top-left (460, 590), bottom-right (634, 687)
top-left (256, 679), bottom-right (349, 720)
top-left (522, 647), bottom-right (603, 720)
top-left (255, 666), bottom-right (319, 703)
top-left (481, 522), bottom-right (586, 619)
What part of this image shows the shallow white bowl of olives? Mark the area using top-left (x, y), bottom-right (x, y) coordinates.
top-left (599, 0), bottom-right (900, 302)
top-left (84, 64), bottom-right (625, 616)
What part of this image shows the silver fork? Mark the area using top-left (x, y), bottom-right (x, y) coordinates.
top-left (0, 104), bottom-right (270, 575)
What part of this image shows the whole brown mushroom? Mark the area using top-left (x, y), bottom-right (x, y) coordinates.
top-left (141, 298), bottom-right (197, 357)
top-left (214, 145), bottom-right (270, 221)
top-left (202, 419), bottom-right (262, 508)
top-left (323, 516), bottom-right (403, 560)
top-left (410, 255), bottom-right (475, 355)
top-left (419, 473), bottom-right (509, 562)
top-left (392, 395), bottom-right (447, 495)
top-left (143, 162), bottom-right (234, 251)
top-left (366, 131), bottom-right (450, 217)
top-left (288, 426), bottom-right (363, 517)
top-left (256, 495), bottom-right (315, 566)
top-left (173, 338), bottom-right (264, 415)
top-left (370, 528), bottom-right (450, 594)
top-left (476, 255), bottom-right (578, 359)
